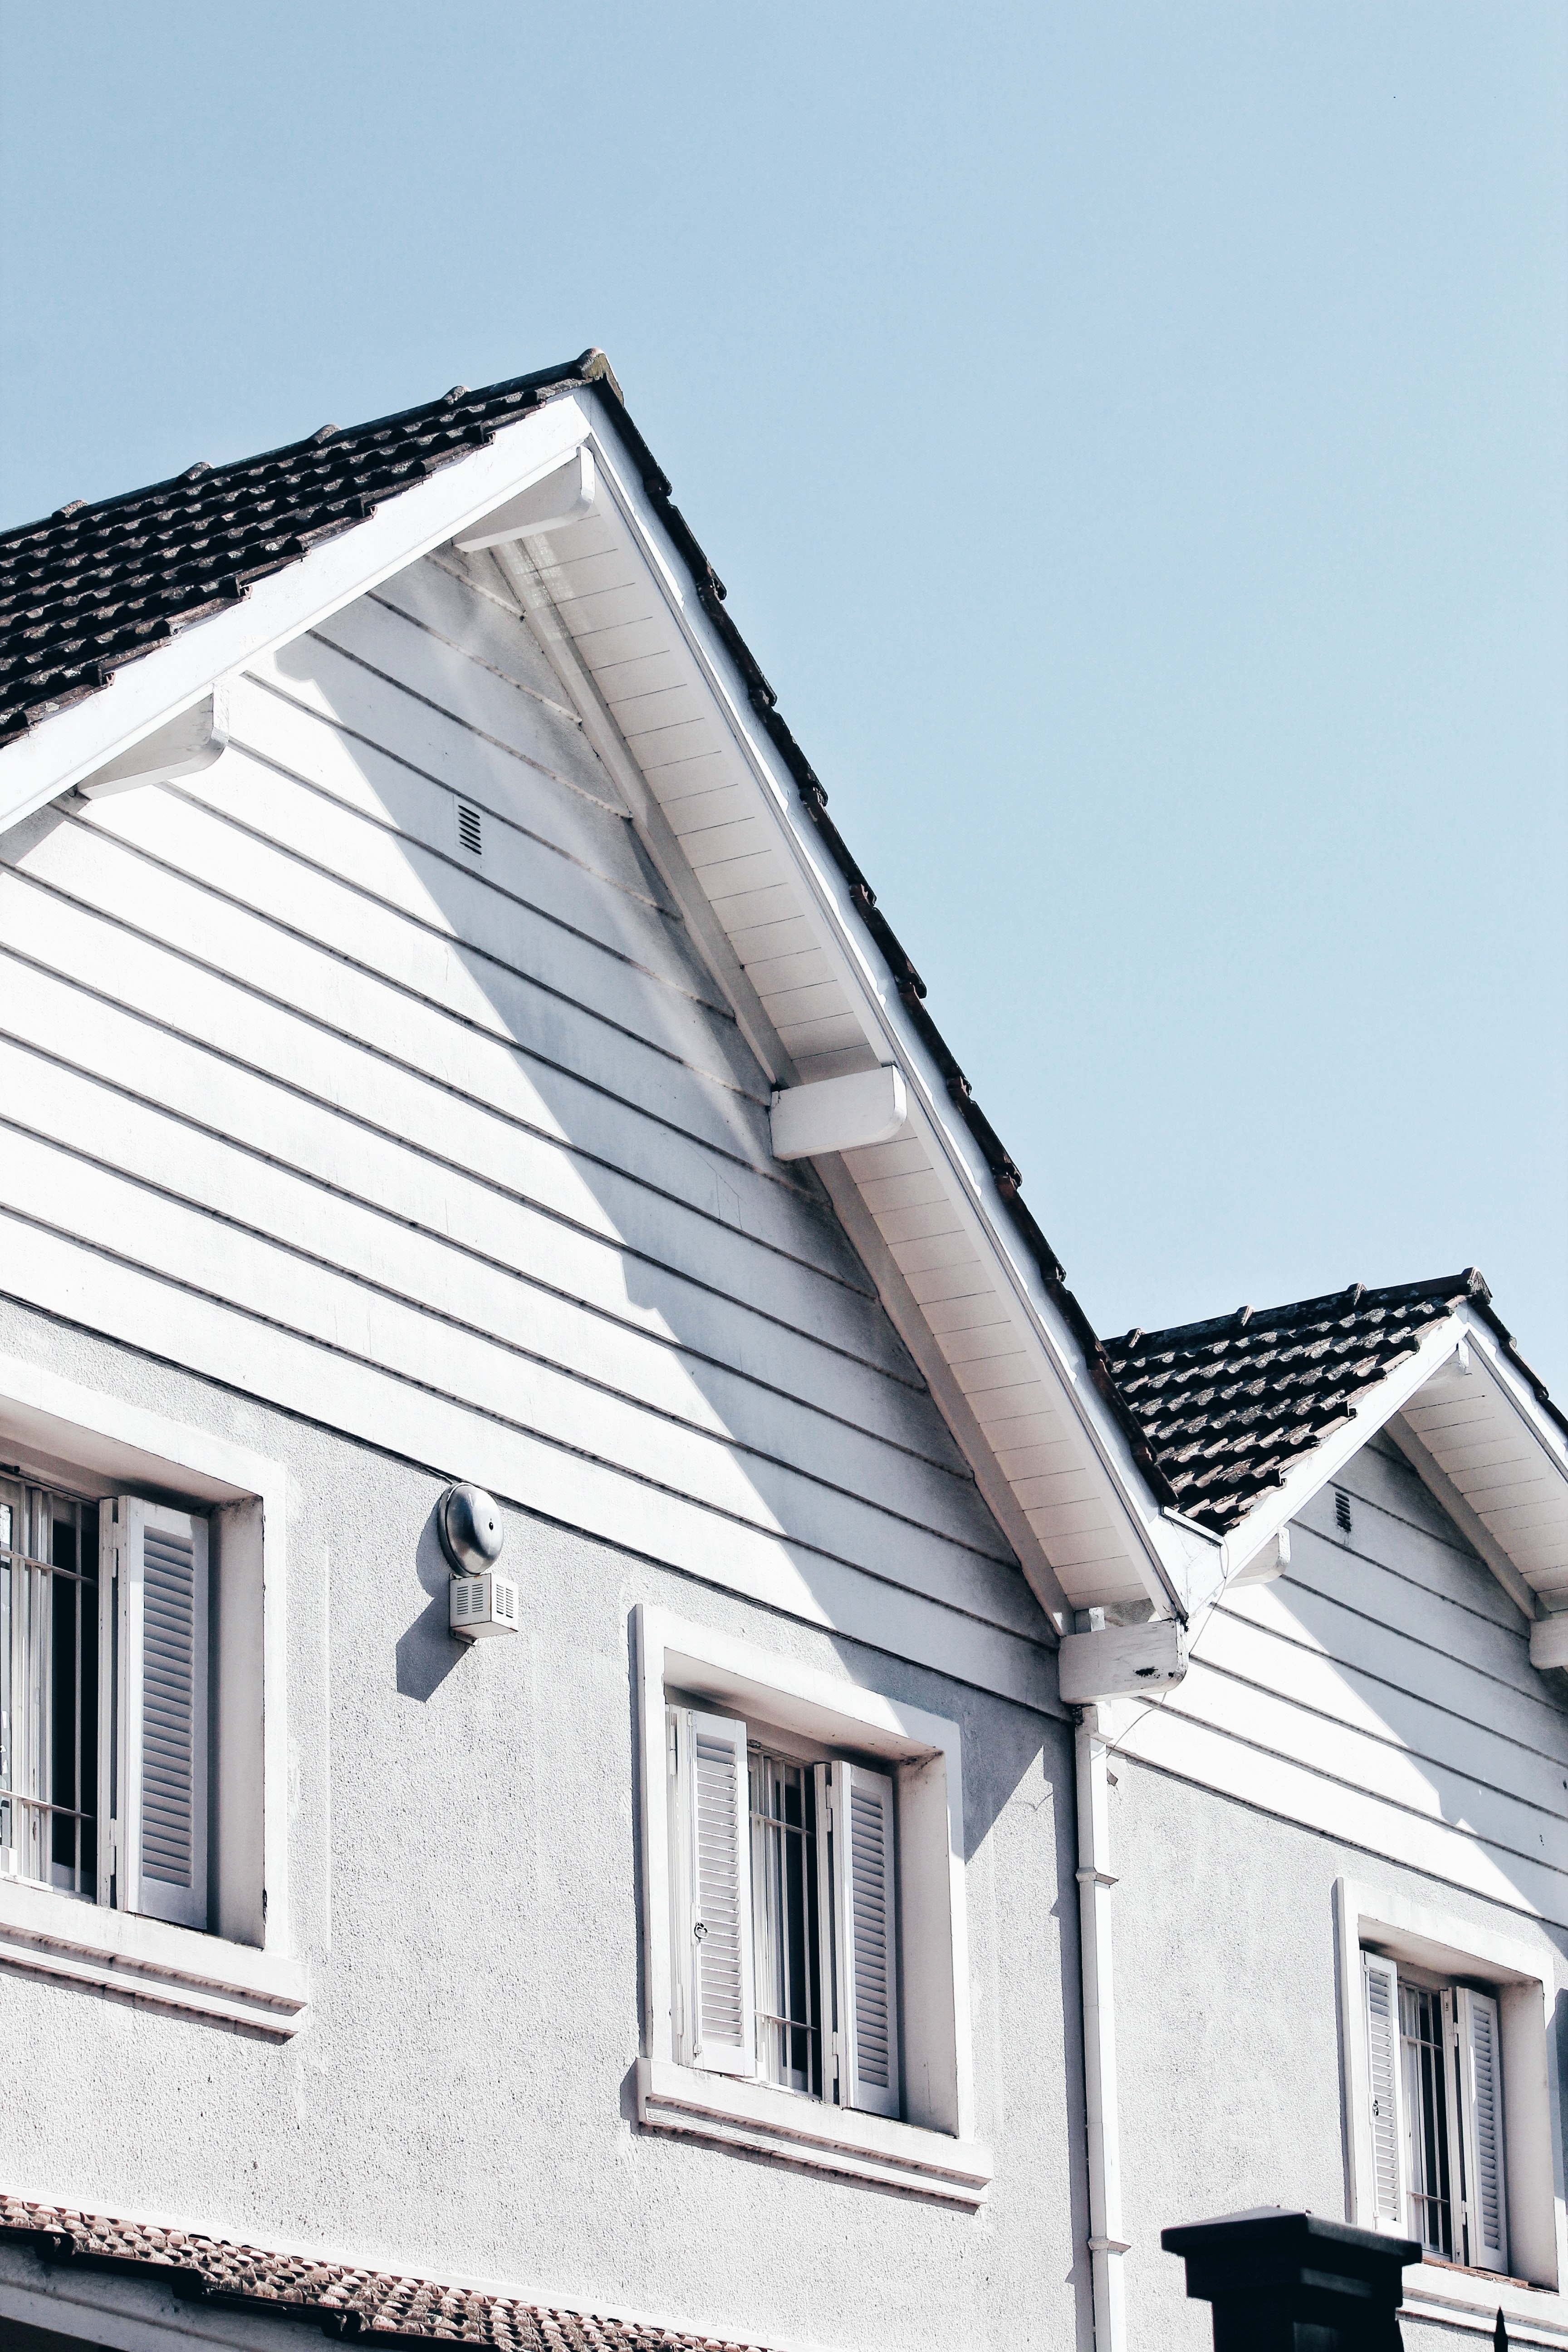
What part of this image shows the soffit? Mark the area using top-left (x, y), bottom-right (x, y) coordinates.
top-left (480, 409), bottom-right (1196, 1625)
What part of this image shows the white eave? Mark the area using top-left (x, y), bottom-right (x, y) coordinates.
top-left (0, 380), bottom-right (1218, 1635)
top-left (1213, 1303), bottom-right (1568, 1648)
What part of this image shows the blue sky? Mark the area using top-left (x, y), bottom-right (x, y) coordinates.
top-left (3, 3), bottom-right (1564, 1392)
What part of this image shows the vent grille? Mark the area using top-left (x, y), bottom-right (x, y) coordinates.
top-left (456, 800), bottom-right (483, 857)
top-left (1335, 1489), bottom-right (1353, 1537)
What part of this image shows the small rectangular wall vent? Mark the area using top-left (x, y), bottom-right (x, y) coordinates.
top-left (1335, 1488), bottom-right (1353, 1538)
top-left (456, 800), bottom-right (483, 857)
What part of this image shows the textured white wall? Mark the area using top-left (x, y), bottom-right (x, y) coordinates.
top-left (0, 1298), bottom-right (1095, 2352)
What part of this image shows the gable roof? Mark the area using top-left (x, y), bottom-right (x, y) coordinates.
top-left (0, 355), bottom-right (613, 746)
top-left (1103, 1270), bottom-right (1484, 1535)
top-left (0, 2192), bottom-right (767, 2351)
top-left (1105, 1270), bottom-right (1568, 1630)
top-left (5, 359), bottom-right (1561, 1642)
top-left (2, 350), bottom-right (1203, 1632)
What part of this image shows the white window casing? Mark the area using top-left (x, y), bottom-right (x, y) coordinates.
top-left (831, 1761), bottom-right (900, 2119)
top-left (1457, 1986), bottom-right (1509, 2275)
top-left (0, 1355), bottom-right (304, 2036)
top-left (1335, 1876), bottom-right (1564, 2323)
top-left (636, 1604), bottom-right (990, 2205)
top-left (1362, 1950), bottom-right (1405, 2230)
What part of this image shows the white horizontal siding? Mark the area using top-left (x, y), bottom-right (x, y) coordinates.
top-left (0, 550), bottom-right (1058, 1700)
top-left (1124, 1435), bottom-right (1568, 1926)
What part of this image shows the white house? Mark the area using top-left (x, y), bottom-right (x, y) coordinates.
top-left (0, 352), bottom-right (1563, 2352)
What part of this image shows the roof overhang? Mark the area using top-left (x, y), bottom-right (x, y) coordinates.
top-left (472, 390), bottom-right (1208, 1631)
top-left (2, 380), bottom-right (1212, 1637)
top-left (1211, 1302), bottom-right (1568, 1645)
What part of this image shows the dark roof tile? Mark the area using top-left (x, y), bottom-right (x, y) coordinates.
top-left (1101, 1271), bottom-right (1489, 1534)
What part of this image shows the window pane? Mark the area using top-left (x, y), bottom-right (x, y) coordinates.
top-left (749, 1750), bottom-right (823, 2099)
top-left (1400, 1983), bottom-right (1454, 2258)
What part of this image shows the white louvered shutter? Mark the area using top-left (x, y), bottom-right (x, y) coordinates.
top-left (833, 1762), bottom-right (899, 2118)
top-left (1457, 1989), bottom-right (1508, 2273)
top-left (103, 1499), bottom-right (208, 1929)
top-left (679, 1709), bottom-right (755, 2077)
top-left (1362, 1952), bottom-right (1405, 2230)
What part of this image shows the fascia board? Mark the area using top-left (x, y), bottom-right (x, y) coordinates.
top-left (1220, 1313), bottom-right (1469, 1581)
top-left (0, 392), bottom-right (595, 837)
top-left (578, 393), bottom-right (1192, 1617)
top-left (1459, 1305), bottom-right (1568, 1480)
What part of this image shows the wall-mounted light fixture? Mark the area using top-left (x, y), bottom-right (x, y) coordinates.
top-left (438, 1483), bottom-right (519, 1642)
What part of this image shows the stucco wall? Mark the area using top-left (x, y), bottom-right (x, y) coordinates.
top-left (1111, 1753), bottom-right (1568, 2349)
top-left (0, 1298), bottom-right (1094, 2352)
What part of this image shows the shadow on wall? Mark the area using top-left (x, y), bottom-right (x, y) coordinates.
top-left (262, 587), bottom-right (1055, 1779)
top-left (395, 1501), bottom-right (467, 1702)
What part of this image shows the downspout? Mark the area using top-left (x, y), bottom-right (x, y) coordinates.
top-left (1076, 1702), bottom-right (1129, 2352)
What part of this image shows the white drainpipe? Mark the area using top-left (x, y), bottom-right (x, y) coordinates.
top-left (1076, 1702), bottom-right (1129, 2352)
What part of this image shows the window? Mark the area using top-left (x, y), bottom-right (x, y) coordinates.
top-left (0, 1484), bottom-right (98, 1896)
top-left (1, 1480), bottom-right (208, 1930)
top-left (1363, 1951), bottom-right (1508, 2272)
top-left (666, 1706), bottom-right (899, 2118)
top-left (636, 1606), bottom-right (991, 2206)
top-left (1337, 1878), bottom-right (1559, 2313)
top-left (0, 1353), bottom-right (306, 2036)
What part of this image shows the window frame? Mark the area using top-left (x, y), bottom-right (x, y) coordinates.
top-left (635, 1604), bottom-right (991, 2206)
top-left (0, 1351), bottom-right (305, 2037)
top-left (1335, 1875), bottom-right (1565, 2322)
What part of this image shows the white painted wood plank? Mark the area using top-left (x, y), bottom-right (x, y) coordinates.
top-left (0, 1128), bottom-right (1031, 1626)
top-left (902, 1261), bottom-right (993, 1308)
top-left (838, 1136), bottom-right (931, 1184)
top-left (1167, 1657), bottom-right (1563, 1868)
top-left (533, 547), bottom-right (643, 601)
top-left (555, 612), bottom-right (668, 668)
top-left (741, 948), bottom-right (839, 1000)
top-left (618, 718), bottom-right (720, 771)
top-left (0, 972), bottom-right (973, 1480)
top-left (679, 814), bottom-right (774, 871)
top-left (1119, 1705), bottom-right (1567, 1926)
top-left (698, 848), bottom-right (797, 904)
top-left (0, 861), bottom-right (911, 1342)
top-left (191, 737), bottom-right (717, 1018)
top-left (994, 1439), bottom-right (1081, 1482)
top-left (758, 976), bottom-right (857, 1024)
top-left (725, 915), bottom-right (821, 967)
top-left (373, 555), bottom-right (583, 717)
top-left (556, 581), bottom-right (661, 638)
top-left (703, 881), bottom-right (805, 933)
top-left (662, 783), bottom-right (758, 838)
top-left (608, 684), bottom-right (710, 739)
top-left (0, 1211), bottom-right (1053, 1710)
top-left (6, 1043), bottom-right (1005, 1561)
top-left (936, 1322), bottom-right (1036, 1369)
top-left (1286, 1522), bottom-right (1540, 1699)
top-left (314, 594), bottom-right (617, 804)
top-left (70, 787), bottom-right (768, 1116)
top-left (231, 667), bottom-right (661, 910)
top-left (774, 1014), bottom-right (870, 1059)
top-left (1012, 1470), bottom-right (1102, 1511)
top-left (591, 650), bottom-right (689, 701)
top-left (1225, 1576), bottom-right (1568, 1751)
top-left (1200, 1602), bottom-right (1568, 1815)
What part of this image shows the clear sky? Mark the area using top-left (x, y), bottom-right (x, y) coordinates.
top-left (3, 4), bottom-right (1564, 1392)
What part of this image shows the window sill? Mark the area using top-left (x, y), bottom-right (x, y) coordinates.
top-left (0, 1876), bottom-right (308, 2037)
top-left (635, 2057), bottom-right (992, 2207)
top-left (1404, 2259), bottom-right (1567, 2345)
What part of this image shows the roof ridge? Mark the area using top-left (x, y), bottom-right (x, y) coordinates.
top-left (0, 350), bottom-right (608, 550)
top-left (1102, 1269), bottom-right (1487, 1360)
